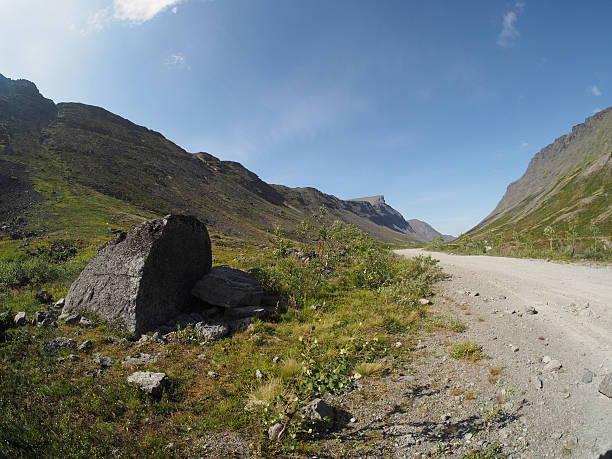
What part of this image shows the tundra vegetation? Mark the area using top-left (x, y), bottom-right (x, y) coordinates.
top-left (0, 209), bottom-right (455, 457)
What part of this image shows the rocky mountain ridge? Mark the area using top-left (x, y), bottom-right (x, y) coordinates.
top-left (0, 73), bottom-right (447, 243)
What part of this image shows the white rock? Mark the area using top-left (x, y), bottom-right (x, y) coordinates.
top-left (127, 371), bottom-right (167, 396)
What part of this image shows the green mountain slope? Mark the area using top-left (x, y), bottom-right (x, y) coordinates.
top-left (0, 74), bottom-right (419, 244)
top-left (470, 107), bottom-right (612, 239)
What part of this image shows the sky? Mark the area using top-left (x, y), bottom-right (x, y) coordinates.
top-left (1, 0), bottom-right (611, 235)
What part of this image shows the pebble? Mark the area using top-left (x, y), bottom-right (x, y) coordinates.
top-left (543, 360), bottom-right (562, 372)
top-left (542, 355), bottom-right (552, 364)
top-left (353, 372), bottom-right (363, 380)
top-left (563, 435), bottom-right (578, 450)
top-left (534, 377), bottom-right (543, 389)
top-left (255, 369), bottom-right (264, 379)
top-left (581, 370), bottom-right (593, 384)
top-left (207, 370), bottom-right (218, 378)
top-left (525, 306), bottom-right (537, 315)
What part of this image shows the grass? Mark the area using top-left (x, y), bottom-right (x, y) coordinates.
top-left (449, 342), bottom-right (484, 361)
top-left (0, 217), bottom-right (445, 457)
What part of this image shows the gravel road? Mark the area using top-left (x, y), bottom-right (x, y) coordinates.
top-left (396, 249), bottom-right (612, 458)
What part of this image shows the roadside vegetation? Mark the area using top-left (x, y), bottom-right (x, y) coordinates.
top-left (0, 209), bottom-right (449, 457)
top-left (427, 220), bottom-right (611, 262)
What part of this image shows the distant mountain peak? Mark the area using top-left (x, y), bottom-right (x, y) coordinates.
top-left (349, 195), bottom-right (386, 206)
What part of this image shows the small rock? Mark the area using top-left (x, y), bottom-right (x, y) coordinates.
top-left (310, 303), bottom-right (321, 310)
top-left (79, 317), bottom-right (93, 327)
top-left (509, 344), bottom-right (519, 352)
top-left (268, 423), bottom-right (283, 441)
top-left (543, 360), bottom-right (562, 372)
top-left (255, 369), bottom-right (264, 379)
top-left (14, 312), bottom-right (27, 326)
top-left (441, 413), bottom-right (451, 421)
top-left (349, 417), bottom-right (356, 423)
top-left (54, 298), bottom-right (65, 309)
top-left (563, 435), bottom-right (578, 450)
top-left (272, 356), bottom-right (280, 363)
top-left (470, 292), bottom-right (480, 297)
top-left (207, 370), bottom-right (218, 378)
top-left (78, 340), bottom-right (93, 352)
top-left (35, 290), bottom-right (53, 303)
top-left (67, 354), bottom-right (79, 361)
top-left (581, 370), bottom-right (593, 384)
top-left (302, 398), bottom-right (336, 423)
top-left (395, 341), bottom-right (402, 348)
top-left (63, 313), bottom-right (81, 325)
top-left (94, 354), bottom-right (115, 368)
top-left (127, 371), bottom-right (167, 396)
top-left (44, 337), bottom-right (76, 352)
top-left (194, 322), bottom-right (230, 343)
top-left (464, 432), bottom-right (473, 441)
top-left (353, 372), bottom-right (362, 380)
top-left (418, 298), bottom-right (431, 305)
top-left (525, 306), bottom-right (538, 315)
top-left (598, 372), bottom-right (612, 398)
top-left (542, 355), bottom-right (552, 364)
top-left (534, 377), bottom-right (543, 389)
top-left (84, 369), bottom-right (100, 378)
top-left (197, 354), bottom-right (206, 360)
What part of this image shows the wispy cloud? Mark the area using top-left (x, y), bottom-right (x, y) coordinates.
top-left (591, 85), bottom-right (602, 96)
top-left (87, 0), bottom-right (183, 32)
top-left (497, 3), bottom-right (524, 48)
top-left (520, 142), bottom-right (529, 148)
top-left (165, 52), bottom-right (191, 70)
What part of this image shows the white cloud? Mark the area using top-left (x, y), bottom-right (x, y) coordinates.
top-left (113, 0), bottom-right (183, 24)
top-left (593, 107), bottom-right (602, 114)
top-left (591, 85), bottom-right (602, 96)
top-left (165, 52), bottom-right (191, 70)
top-left (520, 142), bottom-right (529, 148)
top-left (497, 11), bottom-right (519, 47)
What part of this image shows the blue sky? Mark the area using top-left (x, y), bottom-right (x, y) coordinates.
top-left (1, 0), bottom-right (610, 235)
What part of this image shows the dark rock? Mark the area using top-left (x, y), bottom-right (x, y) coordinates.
top-left (93, 354), bottom-right (115, 368)
top-left (191, 266), bottom-right (263, 308)
top-left (34, 290), bottom-right (52, 303)
top-left (127, 371), bottom-right (167, 396)
top-left (62, 313), bottom-right (81, 324)
top-left (63, 215), bottom-right (212, 336)
top-left (599, 372), bottom-right (612, 398)
top-left (224, 306), bottom-right (274, 320)
top-left (14, 312), bottom-right (26, 326)
top-left (302, 398), bottom-right (336, 423)
top-left (44, 337), bottom-right (76, 352)
top-left (78, 340), bottom-right (93, 352)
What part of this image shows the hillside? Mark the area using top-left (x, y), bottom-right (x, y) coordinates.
top-left (470, 107), bottom-right (612, 238)
top-left (407, 219), bottom-right (456, 242)
top-left (0, 74), bottom-right (423, 244)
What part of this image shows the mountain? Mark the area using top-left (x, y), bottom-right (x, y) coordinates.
top-left (471, 107), bottom-right (612, 238)
top-left (0, 74), bottom-right (420, 244)
top-left (406, 219), bottom-right (456, 242)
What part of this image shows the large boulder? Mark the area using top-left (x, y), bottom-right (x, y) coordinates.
top-left (191, 266), bottom-right (263, 307)
top-left (64, 215), bottom-right (212, 336)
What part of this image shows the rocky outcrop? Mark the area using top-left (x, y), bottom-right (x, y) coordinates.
top-left (63, 215), bottom-right (212, 336)
top-left (407, 219), bottom-right (456, 242)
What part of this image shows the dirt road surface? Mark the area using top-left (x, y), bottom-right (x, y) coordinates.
top-left (396, 249), bottom-right (612, 458)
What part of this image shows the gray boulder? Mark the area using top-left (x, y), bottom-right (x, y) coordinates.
top-left (127, 371), bottom-right (167, 396)
top-left (191, 266), bottom-right (263, 308)
top-left (302, 398), bottom-right (337, 423)
top-left (194, 322), bottom-right (230, 342)
top-left (599, 372), bottom-right (612, 398)
top-left (63, 215), bottom-right (212, 336)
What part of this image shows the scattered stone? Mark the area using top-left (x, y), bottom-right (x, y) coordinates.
top-left (93, 354), bottom-right (115, 368)
top-left (310, 303), bottom-right (321, 310)
top-left (14, 312), bottom-right (26, 326)
top-left (105, 336), bottom-right (126, 345)
top-left (194, 322), bottom-right (230, 343)
top-left (79, 317), bottom-right (93, 327)
top-left (563, 435), bottom-right (578, 451)
top-left (63, 215), bottom-right (212, 336)
top-left (470, 292), bottom-right (480, 297)
top-left (44, 337), bottom-right (76, 352)
top-left (581, 370), bottom-right (593, 384)
top-left (509, 344), bottom-right (519, 352)
top-left (197, 354), bottom-right (206, 360)
top-left (598, 372), bottom-right (612, 398)
top-left (54, 298), bottom-right (65, 309)
top-left (192, 265), bottom-right (263, 308)
top-left (525, 306), bottom-right (538, 315)
top-left (464, 432), bottom-right (473, 441)
top-left (543, 359), bottom-right (562, 372)
top-left (78, 340), bottom-right (93, 352)
top-left (353, 372), bottom-right (362, 380)
top-left (127, 371), bottom-right (167, 396)
top-left (122, 353), bottom-right (159, 365)
top-left (272, 356), bottom-right (280, 363)
top-left (62, 313), bottom-right (81, 324)
top-left (67, 354), bottom-right (79, 361)
top-left (534, 377), bottom-right (543, 389)
top-left (395, 341), bottom-right (402, 348)
top-left (498, 295), bottom-right (507, 300)
top-left (35, 290), bottom-right (53, 303)
top-left (418, 298), bottom-right (431, 305)
top-left (542, 355), bottom-right (552, 364)
top-left (207, 370), bottom-right (218, 378)
top-left (350, 417), bottom-right (356, 423)
top-left (268, 423), bottom-right (283, 441)
top-left (255, 369), bottom-right (264, 379)
top-left (302, 398), bottom-right (336, 423)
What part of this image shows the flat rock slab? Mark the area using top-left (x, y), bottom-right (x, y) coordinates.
top-left (192, 266), bottom-right (263, 308)
top-left (599, 372), bottom-right (612, 398)
top-left (127, 371), bottom-right (167, 396)
top-left (194, 322), bottom-right (230, 342)
top-left (64, 215), bottom-right (212, 336)
top-left (224, 306), bottom-right (275, 320)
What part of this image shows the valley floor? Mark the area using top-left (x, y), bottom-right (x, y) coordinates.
top-left (395, 249), bottom-right (612, 458)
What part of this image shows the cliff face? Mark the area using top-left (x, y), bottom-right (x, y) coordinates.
top-left (0, 74), bottom-right (420, 243)
top-left (472, 107), bottom-right (612, 236)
